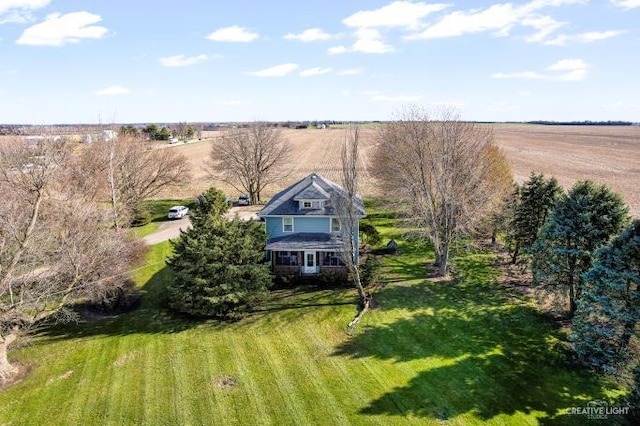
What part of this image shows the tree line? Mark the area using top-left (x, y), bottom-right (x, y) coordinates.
top-left (504, 173), bottom-right (637, 378)
top-left (1, 134), bottom-right (190, 383)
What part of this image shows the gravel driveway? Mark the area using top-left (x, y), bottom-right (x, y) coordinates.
top-left (142, 205), bottom-right (262, 245)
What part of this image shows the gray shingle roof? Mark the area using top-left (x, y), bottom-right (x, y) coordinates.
top-left (258, 173), bottom-right (365, 217)
top-left (293, 182), bottom-right (330, 201)
top-left (265, 233), bottom-right (345, 251)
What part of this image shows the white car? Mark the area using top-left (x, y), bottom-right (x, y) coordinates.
top-left (167, 205), bottom-right (189, 219)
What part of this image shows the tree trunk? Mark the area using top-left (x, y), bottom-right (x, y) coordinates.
top-left (511, 242), bottom-right (520, 264)
top-left (352, 263), bottom-right (367, 302)
top-left (568, 254), bottom-right (577, 316)
top-left (0, 333), bottom-right (18, 383)
top-left (568, 278), bottom-right (576, 316)
top-left (436, 250), bottom-right (449, 276)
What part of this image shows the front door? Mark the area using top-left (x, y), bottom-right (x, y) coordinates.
top-left (304, 251), bottom-right (316, 274)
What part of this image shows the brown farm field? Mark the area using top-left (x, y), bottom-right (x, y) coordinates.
top-left (3, 124), bottom-right (638, 217)
top-left (170, 125), bottom-right (640, 218)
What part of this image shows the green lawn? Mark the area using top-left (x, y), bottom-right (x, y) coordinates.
top-left (0, 200), bottom-right (627, 425)
top-left (130, 198), bottom-right (194, 238)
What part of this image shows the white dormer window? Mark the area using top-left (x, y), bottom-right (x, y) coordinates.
top-left (299, 200), bottom-right (323, 209)
top-left (283, 217), bottom-right (294, 232)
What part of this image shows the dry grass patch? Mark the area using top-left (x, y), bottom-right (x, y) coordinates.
top-left (212, 374), bottom-right (238, 390)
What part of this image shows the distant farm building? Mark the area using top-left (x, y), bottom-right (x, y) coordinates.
top-left (82, 129), bottom-right (118, 143)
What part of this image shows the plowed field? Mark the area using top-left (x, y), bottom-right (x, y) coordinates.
top-left (171, 125), bottom-right (640, 218)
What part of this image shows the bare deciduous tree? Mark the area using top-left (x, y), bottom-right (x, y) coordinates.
top-left (71, 137), bottom-right (192, 227)
top-left (208, 122), bottom-right (291, 204)
top-left (335, 127), bottom-right (369, 327)
top-left (373, 106), bottom-right (513, 276)
top-left (0, 137), bottom-right (144, 384)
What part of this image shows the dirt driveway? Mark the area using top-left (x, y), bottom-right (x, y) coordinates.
top-left (142, 205), bottom-right (262, 245)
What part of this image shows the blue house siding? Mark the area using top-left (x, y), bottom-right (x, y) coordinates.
top-left (258, 173), bottom-right (365, 276)
top-left (265, 216), bottom-right (331, 239)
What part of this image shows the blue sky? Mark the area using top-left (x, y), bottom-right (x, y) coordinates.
top-left (1, 0), bottom-right (639, 123)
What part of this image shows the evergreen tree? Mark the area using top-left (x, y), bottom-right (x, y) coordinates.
top-left (571, 220), bottom-right (640, 371)
top-left (507, 172), bottom-right (561, 264)
top-left (191, 186), bottom-right (230, 225)
top-left (166, 214), bottom-right (272, 319)
top-left (533, 181), bottom-right (629, 316)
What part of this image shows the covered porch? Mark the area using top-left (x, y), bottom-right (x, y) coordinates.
top-left (265, 233), bottom-right (347, 276)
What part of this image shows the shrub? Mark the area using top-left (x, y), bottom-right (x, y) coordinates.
top-left (360, 222), bottom-right (382, 248)
top-left (130, 205), bottom-right (152, 227)
top-left (359, 256), bottom-right (382, 287)
top-left (82, 279), bottom-right (142, 314)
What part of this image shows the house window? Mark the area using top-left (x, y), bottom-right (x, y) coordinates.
top-left (331, 218), bottom-right (341, 233)
top-left (283, 217), bottom-right (294, 232)
top-left (322, 252), bottom-right (345, 266)
top-left (275, 251), bottom-right (299, 266)
top-left (303, 201), bottom-right (312, 209)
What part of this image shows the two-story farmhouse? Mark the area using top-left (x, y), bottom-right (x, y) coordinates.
top-left (258, 173), bottom-right (365, 276)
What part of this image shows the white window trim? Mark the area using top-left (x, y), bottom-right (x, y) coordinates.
top-left (283, 217), bottom-right (294, 232)
top-left (331, 217), bottom-right (341, 233)
top-left (302, 201), bottom-right (312, 209)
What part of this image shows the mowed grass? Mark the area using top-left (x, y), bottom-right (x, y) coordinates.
top-left (130, 198), bottom-right (194, 238)
top-left (0, 200), bottom-right (627, 425)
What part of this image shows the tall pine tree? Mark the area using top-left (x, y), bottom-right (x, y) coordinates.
top-left (166, 188), bottom-right (271, 319)
top-left (571, 220), bottom-right (640, 371)
top-left (533, 180), bottom-right (629, 316)
top-left (507, 172), bottom-right (561, 264)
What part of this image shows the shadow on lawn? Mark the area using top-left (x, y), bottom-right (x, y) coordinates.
top-left (334, 255), bottom-right (626, 424)
top-left (39, 267), bottom-right (197, 340)
top-left (39, 267), bottom-right (357, 341)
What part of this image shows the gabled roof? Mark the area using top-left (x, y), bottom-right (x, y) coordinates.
top-left (258, 173), bottom-right (365, 217)
top-left (293, 182), bottom-right (330, 201)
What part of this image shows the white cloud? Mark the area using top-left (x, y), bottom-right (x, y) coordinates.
top-left (353, 28), bottom-right (394, 53)
top-left (0, 0), bottom-right (49, 24)
top-left (407, 3), bottom-right (522, 40)
top-left (336, 68), bottom-right (363, 75)
top-left (610, 0), bottom-right (640, 9)
top-left (327, 45), bottom-right (348, 55)
top-left (343, 1), bottom-right (450, 29)
top-left (284, 28), bottom-right (337, 42)
top-left (519, 90), bottom-right (532, 96)
top-left (248, 63), bottom-right (298, 77)
top-left (206, 25), bottom-right (259, 42)
top-left (522, 15), bottom-right (566, 43)
top-left (159, 54), bottom-right (208, 67)
top-left (547, 59), bottom-right (589, 81)
top-left (405, 0), bottom-right (588, 43)
top-left (493, 58), bottom-right (589, 81)
top-left (0, 0), bottom-right (49, 14)
top-left (299, 67), bottom-right (333, 77)
top-left (544, 30), bottom-right (626, 45)
top-left (16, 12), bottom-right (108, 46)
top-left (546, 58), bottom-right (588, 71)
top-left (95, 85), bottom-right (130, 96)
